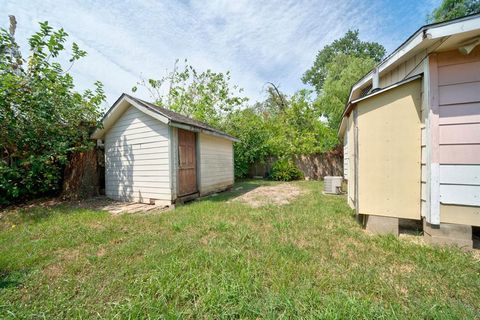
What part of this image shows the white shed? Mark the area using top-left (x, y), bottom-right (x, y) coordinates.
top-left (92, 93), bottom-right (238, 205)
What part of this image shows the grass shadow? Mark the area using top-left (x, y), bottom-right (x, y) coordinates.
top-left (0, 202), bottom-right (86, 230)
top-left (0, 270), bottom-right (28, 290)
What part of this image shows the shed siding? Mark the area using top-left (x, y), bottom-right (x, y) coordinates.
top-left (421, 127), bottom-right (428, 210)
top-left (104, 105), bottom-right (171, 204)
top-left (435, 47), bottom-right (480, 225)
top-left (343, 130), bottom-right (348, 179)
top-left (420, 58), bottom-right (429, 218)
top-left (347, 115), bottom-right (355, 208)
top-left (170, 127), bottom-right (178, 201)
top-left (198, 133), bottom-right (234, 195)
top-left (357, 79), bottom-right (422, 219)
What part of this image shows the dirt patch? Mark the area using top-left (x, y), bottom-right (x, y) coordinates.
top-left (71, 197), bottom-right (171, 215)
top-left (96, 247), bottom-right (107, 257)
top-left (56, 248), bottom-right (81, 261)
top-left (44, 263), bottom-right (64, 279)
top-left (43, 248), bottom-right (82, 279)
top-left (231, 183), bottom-right (304, 208)
top-left (1, 198), bottom-right (65, 213)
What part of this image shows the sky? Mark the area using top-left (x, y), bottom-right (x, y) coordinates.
top-left (2, 0), bottom-right (440, 107)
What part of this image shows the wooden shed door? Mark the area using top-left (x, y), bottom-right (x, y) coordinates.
top-left (178, 129), bottom-right (197, 196)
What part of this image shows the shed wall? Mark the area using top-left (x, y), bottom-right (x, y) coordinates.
top-left (346, 115), bottom-right (355, 209)
top-left (104, 105), bottom-right (172, 204)
top-left (343, 130), bottom-right (348, 179)
top-left (357, 79), bottom-right (422, 219)
top-left (198, 133), bottom-right (234, 195)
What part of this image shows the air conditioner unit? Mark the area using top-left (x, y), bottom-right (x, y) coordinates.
top-left (324, 176), bottom-right (343, 194)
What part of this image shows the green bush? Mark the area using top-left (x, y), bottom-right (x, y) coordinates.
top-left (270, 159), bottom-right (304, 181)
top-left (224, 108), bottom-right (272, 178)
top-left (0, 20), bottom-right (104, 205)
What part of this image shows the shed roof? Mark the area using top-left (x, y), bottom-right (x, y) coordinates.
top-left (92, 93), bottom-right (239, 142)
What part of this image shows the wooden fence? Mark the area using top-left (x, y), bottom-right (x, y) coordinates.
top-left (249, 151), bottom-right (343, 180)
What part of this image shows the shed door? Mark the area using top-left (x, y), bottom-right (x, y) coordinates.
top-left (178, 129), bottom-right (197, 196)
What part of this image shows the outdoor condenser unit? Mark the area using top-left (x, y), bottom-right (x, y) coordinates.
top-left (324, 176), bottom-right (343, 194)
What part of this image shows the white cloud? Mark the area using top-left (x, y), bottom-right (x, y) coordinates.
top-left (1, 0), bottom-right (438, 107)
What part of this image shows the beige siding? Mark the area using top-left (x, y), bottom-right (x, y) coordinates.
top-left (420, 60), bottom-right (429, 218)
top-left (198, 133), bottom-right (234, 195)
top-left (346, 115), bottom-right (355, 209)
top-left (379, 50), bottom-right (426, 88)
top-left (343, 130), bottom-right (348, 179)
top-left (441, 204), bottom-right (480, 226)
top-left (104, 105), bottom-right (171, 204)
top-left (357, 79), bottom-right (422, 219)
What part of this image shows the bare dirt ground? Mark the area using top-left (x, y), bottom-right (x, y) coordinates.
top-left (0, 196), bottom-right (168, 216)
top-left (230, 183), bottom-right (305, 208)
top-left (68, 197), bottom-right (169, 215)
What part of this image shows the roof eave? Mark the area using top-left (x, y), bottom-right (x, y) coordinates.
top-left (338, 74), bottom-right (423, 139)
top-left (348, 13), bottom-right (480, 102)
top-left (169, 121), bottom-right (240, 142)
top-left (92, 93), bottom-right (240, 142)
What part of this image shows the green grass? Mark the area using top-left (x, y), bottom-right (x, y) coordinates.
top-left (0, 180), bottom-right (479, 319)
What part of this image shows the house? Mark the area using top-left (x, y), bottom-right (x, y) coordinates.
top-left (339, 14), bottom-right (480, 248)
top-left (91, 93), bottom-right (238, 205)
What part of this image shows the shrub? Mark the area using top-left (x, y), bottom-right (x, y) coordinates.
top-left (270, 159), bottom-right (304, 181)
top-left (224, 108), bottom-right (272, 178)
top-left (0, 20), bottom-right (105, 205)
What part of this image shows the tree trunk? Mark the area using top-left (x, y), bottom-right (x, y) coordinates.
top-left (62, 148), bottom-right (104, 200)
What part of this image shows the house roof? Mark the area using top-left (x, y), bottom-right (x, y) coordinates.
top-left (348, 13), bottom-right (480, 103)
top-left (91, 93), bottom-right (239, 142)
top-left (350, 74), bottom-right (423, 107)
top-left (338, 13), bottom-right (480, 137)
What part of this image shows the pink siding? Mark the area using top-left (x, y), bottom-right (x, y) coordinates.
top-left (439, 82), bottom-right (480, 105)
top-left (430, 44), bottom-right (480, 218)
top-left (439, 145), bottom-right (480, 164)
top-left (439, 103), bottom-right (480, 124)
top-left (439, 123), bottom-right (480, 145)
top-left (438, 61), bottom-right (480, 86)
top-left (437, 46), bottom-right (480, 66)
top-left (436, 48), bottom-right (480, 167)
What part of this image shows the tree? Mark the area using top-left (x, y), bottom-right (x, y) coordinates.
top-left (302, 30), bottom-right (385, 94)
top-left (267, 89), bottom-right (337, 156)
top-left (316, 54), bottom-right (377, 130)
top-left (428, 0), bottom-right (480, 23)
top-left (224, 108), bottom-right (272, 178)
top-left (302, 31), bottom-right (385, 132)
top-left (133, 60), bottom-right (248, 127)
top-left (0, 18), bottom-right (105, 205)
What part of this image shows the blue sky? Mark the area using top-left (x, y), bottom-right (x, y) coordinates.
top-left (2, 0), bottom-right (440, 107)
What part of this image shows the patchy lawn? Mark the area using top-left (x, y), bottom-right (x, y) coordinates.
top-left (0, 180), bottom-right (479, 319)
